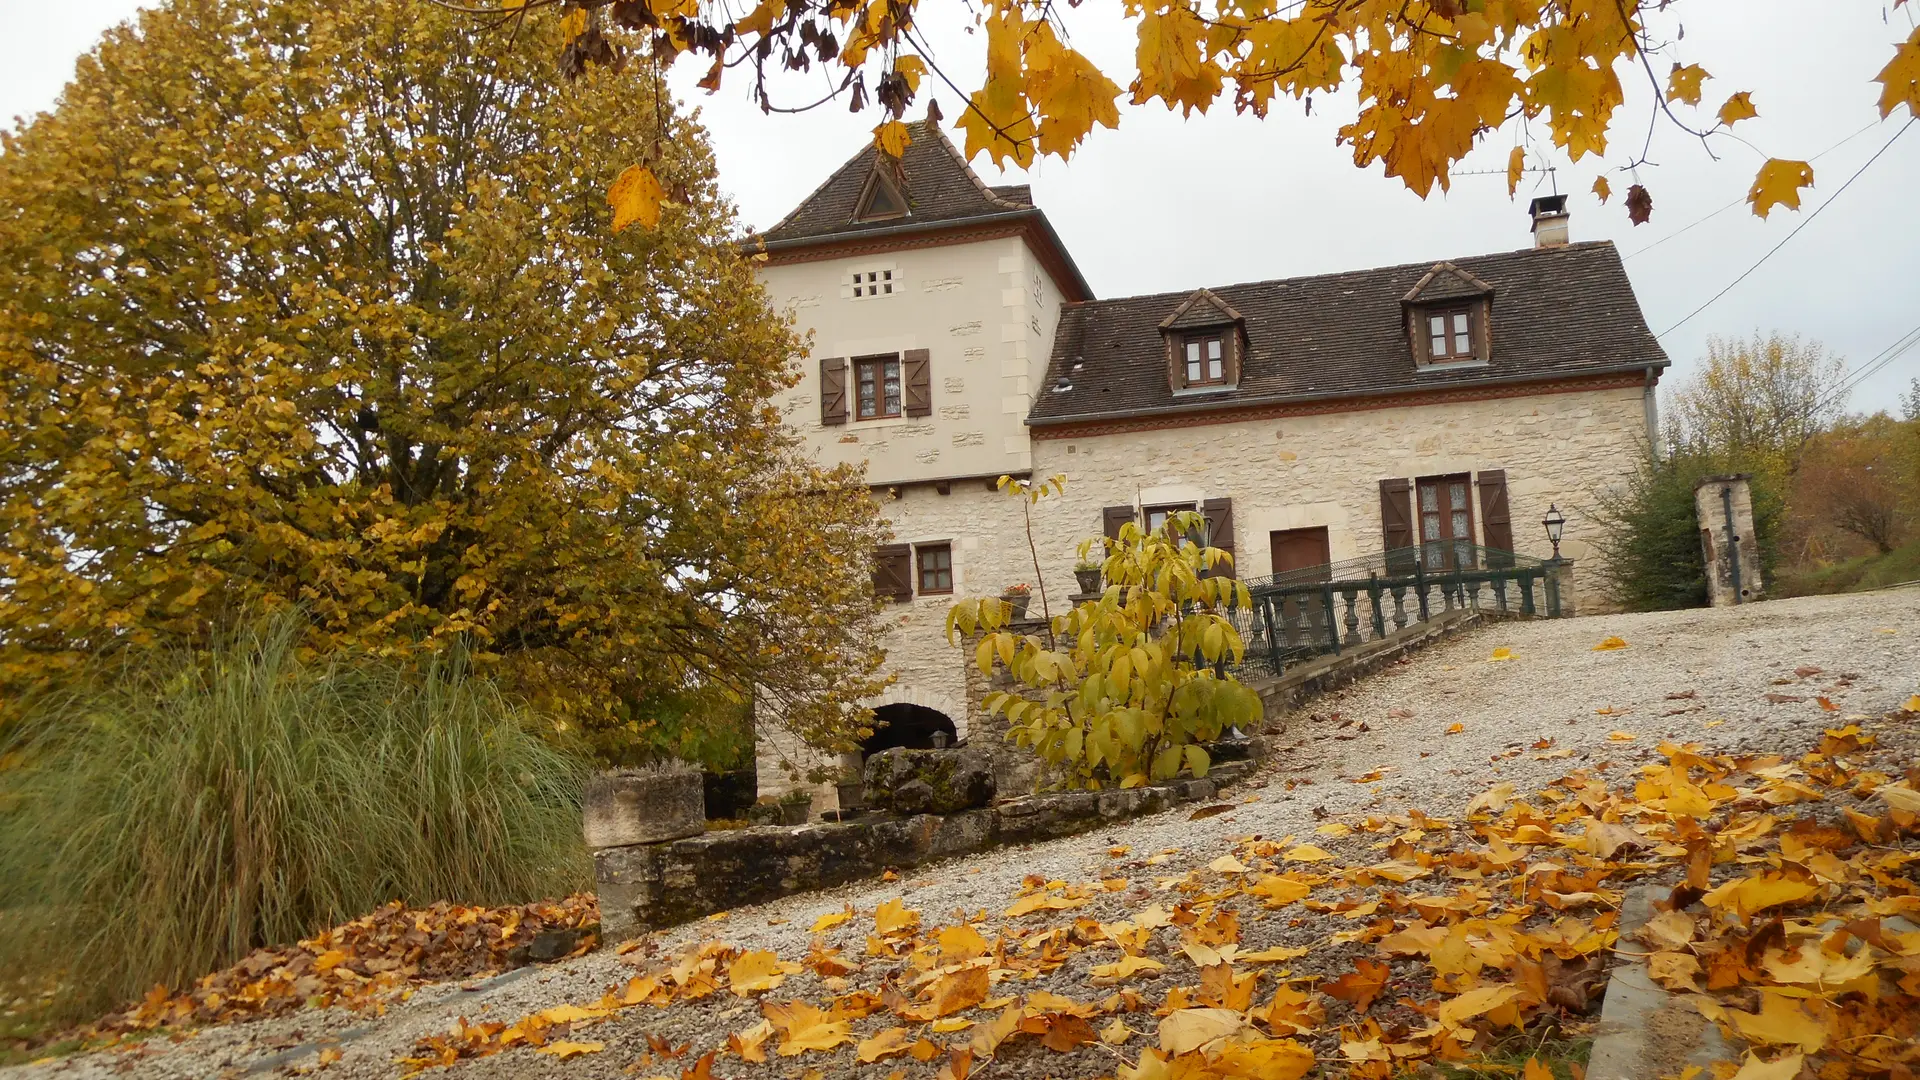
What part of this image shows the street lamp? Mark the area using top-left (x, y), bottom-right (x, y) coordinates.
top-left (1542, 504), bottom-right (1566, 561)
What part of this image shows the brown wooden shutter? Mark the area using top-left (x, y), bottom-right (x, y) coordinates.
top-left (871, 544), bottom-right (913, 601)
top-left (1201, 497), bottom-right (1235, 576)
top-left (1102, 505), bottom-right (1135, 542)
top-left (820, 357), bottom-right (848, 425)
top-left (902, 349), bottom-right (932, 417)
top-left (1379, 478), bottom-right (1415, 574)
top-left (1477, 469), bottom-right (1514, 567)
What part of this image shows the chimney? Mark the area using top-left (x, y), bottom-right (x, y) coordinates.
top-left (1529, 194), bottom-right (1570, 248)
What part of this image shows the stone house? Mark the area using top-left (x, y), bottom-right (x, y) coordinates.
top-left (751, 122), bottom-right (1669, 807)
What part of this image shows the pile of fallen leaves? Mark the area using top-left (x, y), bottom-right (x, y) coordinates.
top-left (103, 895), bottom-right (598, 1034)
top-left (401, 708), bottom-right (1920, 1080)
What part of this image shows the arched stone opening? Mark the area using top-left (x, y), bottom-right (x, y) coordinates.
top-left (861, 703), bottom-right (958, 757)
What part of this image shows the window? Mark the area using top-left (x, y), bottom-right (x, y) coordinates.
top-left (1416, 473), bottom-right (1475, 569)
top-left (851, 269), bottom-right (895, 298)
top-left (855, 355), bottom-right (901, 419)
top-left (1182, 334), bottom-right (1227, 387)
top-left (1145, 502), bottom-right (1197, 537)
top-left (917, 543), bottom-right (953, 595)
top-left (1424, 307), bottom-right (1474, 362)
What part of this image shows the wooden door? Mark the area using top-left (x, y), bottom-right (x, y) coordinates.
top-left (1416, 473), bottom-right (1475, 570)
top-left (1269, 527), bottom-right (1332, 580)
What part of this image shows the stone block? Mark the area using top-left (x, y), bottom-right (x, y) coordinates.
top-left (583, 768), bottom-right (704, 849)
top-left (1208, 761), bottom-right (1254, 788)
top-left (924, 809), bottom-right (996, 857)
top-left (592, 842), bottom-right (664, 941)
top-left (864, 747), bottom-right (996, 814)
top-left (994, 791), bottom-right (1102, 845)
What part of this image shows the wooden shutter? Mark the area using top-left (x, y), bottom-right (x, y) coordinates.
top-left (1102, 505), bottom-right (1135, 542)
top-left (1379, 478), bottom-right (1415, 574)
top-left (871, 544), bottom-right (912, 602)
top-left (902, 349), bottom-right (932, 417)
top-left (1201, 497), bottom-right (1235, 573)
top-left (820, 357), bottom-right (848, 426)
top-left (1477, 470), bottom-right (1514, 567)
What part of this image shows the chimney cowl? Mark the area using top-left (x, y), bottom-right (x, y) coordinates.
top-left (1528, 194), bottom-right (1570, 249)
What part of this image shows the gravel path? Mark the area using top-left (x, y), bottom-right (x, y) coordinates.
top-left (15, 588), bottom-right (1918, 1080)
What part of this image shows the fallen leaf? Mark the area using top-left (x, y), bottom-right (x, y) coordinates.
top-left (1283, 844), bottom-right (1334, 863)
top-left (1445, 723), bottom-right (1465, 735)
top-left (857, 1027), bottom-right (915, 1063)
top-left (1592, 636), bottom-right (1629, 651)
top-left (1091, 954), bottom-right (1166, 981)
top-left (1321, 959), bottom-right (1390, 1013)
top-left (730, 950), bottom-right (800, 995)
top-left (1489, 647), bottom-right (1515, 662)
top-left (1157, 1008), bottom-right (1244, 1055)
top-left (1189, 804), bottom-right (1236, 821)
top-left (812, 909), bottom-right (853, 932)
top-left (1731, 992), bottom-right (1827, 1054)
top-left (762, 1000), bottom-right (854, 1056)
top-left (534, 1041), bottom-right (604, 1058)
top-left (874, 898), bottom-right (919, 935)
top-left (1730, 1053), bottom-right (1804, 1080)
top-left (1208, 854), bottom-right (1251, 874)
top-left (1608, 730), bottom-right (1637, 742)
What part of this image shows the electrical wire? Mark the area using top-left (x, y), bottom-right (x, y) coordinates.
top-left (1812, 323), bottom-right (1920, 414)
top-left (1656, 118), bottom-right (1915, 338)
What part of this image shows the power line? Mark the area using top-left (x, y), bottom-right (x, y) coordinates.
top-left (1813, 323), bottom-right (1920, 414)
top-left (1656, 117), bottom-right (1915, 338)
top-left (1624, 120), bottom-right (1881, 261)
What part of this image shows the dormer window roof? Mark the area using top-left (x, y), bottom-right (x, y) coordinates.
top-left (1159, 289), bottom-right (1246, 392)
top-left (1401, 262), bottom-right (1493, 367)
top-left (851, 162), bottom-right (910, 223)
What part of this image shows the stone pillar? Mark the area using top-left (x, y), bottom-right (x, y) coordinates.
top-left (1693, 475), bottom-right (1763, 607)
top-left (1545, 559), bottom-right (1576, 618)
top-left (584, 768), bottom-right (705, 941)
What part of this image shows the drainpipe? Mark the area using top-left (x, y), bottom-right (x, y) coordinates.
top-left (1643, 367), bottom-right (1661, 455)
top-left (1721, 483), bottom-right (1742, 605)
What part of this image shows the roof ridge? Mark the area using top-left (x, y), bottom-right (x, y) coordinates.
top-left (1077, 240), bottom-right (1622, 311)
top-left (923, 120), bottom-right (1028, 211)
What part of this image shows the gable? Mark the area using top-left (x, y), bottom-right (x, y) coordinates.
top-left (1402, 262), bottom-right (1494, 305)
top-left (762, 121), bottom-right (1024, 244)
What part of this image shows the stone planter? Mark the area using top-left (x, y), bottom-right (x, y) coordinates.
top-left (778, 797), bottom-right (811, 825)
top-left (1074, 568), bottom-right (1103, 594)
top-left (1003, 592), bottom-right (1032, 620)
top-left (583, 767), bottom-right (705, 849)
top-left (864, 747), bottom-right (995, 815)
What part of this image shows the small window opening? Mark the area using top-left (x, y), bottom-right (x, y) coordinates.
top-left (1182, 334), bottom-right (1227, 387)
top-left (1425, 307), bottom-right (1475, 362)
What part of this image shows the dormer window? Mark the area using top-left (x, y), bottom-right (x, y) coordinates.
top-left (1183, 334), bottom-right (1227, 386)
top-left (852, 165), bottom-right (909, 223)
top-left (1426, 307), bottom-right (1474, 362)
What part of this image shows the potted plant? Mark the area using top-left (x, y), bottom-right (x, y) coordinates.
top-left (832, 762), bottom-right (866, 817)
top-left (1073, 560), bottom-right (1103, 595)
top-left (777, 788), bottom-right (813, 825)
top-left (1001, 582), bottom-right (1032, 620)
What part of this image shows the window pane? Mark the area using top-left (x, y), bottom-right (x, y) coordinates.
top-left (1431, 333), bottom-right (1448, 356)
top-left (1422, 516), bottom-right (1441, 541)
top-left (884, 362), bottom-right (901, 415)
top-left (1429, 315), bottom-right (1446, 337)
top-left (1451, 511), bottom-right (1470, 539)
top-left (1208, 358), bottom-right (1223, 380)
top-left (1187, 360), bottom-right (1202, 382)
top-left (1449, 483), bottom-right (1467, 510)
top-left (1452, 312), bottom-right (1468, 334)
top-left (1186, 341), bottom-right (1200, 363)
top-left (1207, 338), bottom-right (1222, 361)
top-left (1419, 485), bottom-right (1438, 512)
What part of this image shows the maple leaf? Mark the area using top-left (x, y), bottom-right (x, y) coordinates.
top-left (1701, 873), bottom-right (1819, 918)
top-left (1625, 184), bottom-right (1653, 226)
top-left (918, 965), bottom-right (991, 1018)
top-left (1592, 636), bottom-right (1629, 651)
top-left (1490, 646), bottom-right (1515, 662)
top-left (608, 164), bottom-right (663, 232)
top-left (1593, 176), bottom-right (1612, 203)
top-left (873, 120), bottom-right (912, 159)
top-left (1282, 844), bottom-right (1334, 863)
top-left (1876, 26), bottom-right (1920, 117)
top-left (1731, 992), bottom-right (1828, 1054)
top-left (1874, 781), bottom-right (1920, 813)
top-left (534, 1040), bottom-right (604, 1058)
top-left (1666, 63), bottom-right (1711, 105)
top-left (729, 949), bottom-right (799, 995)
top-left (1506, 148), bottom-right (1525, 198)
top-left (937, 924), bottom-right (991, 962)
top-left (1717, 91), bottom-right (1759, 126)
top-left (1005, 892), bottom-right (1091, 917)
top-left (761, 1000), bottom-right (854, 1056)
top-left (811, 909), bottom-right (853, 933)
top-left (968, 1003), bottom-right (1025, 1057)
top-left (1320, 959), bottom-right (1390, 1013)
top-left (1730, 1053), bottom-right (1805, 1080)
top-left (728, 1019), bottom-right (774, 1062)
top-left (1748, 159), bottom-right (1815, 218)
top-left (1157, 1007), bottom-right (1244, 1055)
top-left (874, 898), bottom-right (920, 935)
top-left (1092, 953), bottom-right (1166, 981)
top-left (857, 1026), bottom-right (915, 1063)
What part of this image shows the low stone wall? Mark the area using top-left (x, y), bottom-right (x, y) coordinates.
top-left (594, 758), bottom-right (1257, 938)
top-left (1248, 609), bottom-right (1483, 727)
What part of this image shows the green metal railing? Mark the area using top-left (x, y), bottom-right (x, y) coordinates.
top-left (1227, 544), bottom-right (1562, 677)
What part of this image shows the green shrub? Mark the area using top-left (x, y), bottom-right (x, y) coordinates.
top-left (1588, 447), bottom-right (1785, 611)
top-left (0, 615), bottom-right (591, 1022)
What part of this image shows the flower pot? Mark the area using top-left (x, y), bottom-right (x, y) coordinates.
top-left (778, 798), bottom-right (811, 826)
top-left (1003, 593), bottom-right (1031, 620)
top-left (1074, 568), bottom-right (1102, 594)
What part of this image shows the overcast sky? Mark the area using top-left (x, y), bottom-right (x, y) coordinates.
top-left (5, 0), bottom-right (1916, 414)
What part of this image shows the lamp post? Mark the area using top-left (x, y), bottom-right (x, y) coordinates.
top-left (1542, 504), bottom-right (1566, 561)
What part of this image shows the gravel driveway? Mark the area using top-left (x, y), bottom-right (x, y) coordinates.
top-left (16, 588), bottom-right (1918, 1080)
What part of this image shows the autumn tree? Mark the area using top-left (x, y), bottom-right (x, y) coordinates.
top-left (1793, 416), bottom-right (1915, 557)
top-left (445, 1), bottom-right (1920, 232)
top-left (1664, 333), bottom-right (1849, 475)
top-left (0, 0), bottom-right (889, 754)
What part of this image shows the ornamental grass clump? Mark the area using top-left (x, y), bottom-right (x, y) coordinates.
top-left (0, 615), bottom-right (591, 1023)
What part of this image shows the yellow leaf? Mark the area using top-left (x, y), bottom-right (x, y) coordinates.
top-left (857, 1027), bottom-right (915, 1063)
top-left (762, 1000), bottom-right (854, 1056)
top-left (930, 1017), bottom-right (974, 1032)
top-left (1717, 91), bottom-right (1759, 126)
top-left (1247, 874), bottom-right (1312, 906)
top-left (1593, 175), bottom-right (1612, 203)
top-left (874, 898), bottom-right (919, 935)
top-left (1730, 1053), bottom-right (1804, 1080)
top-left (812, 909), bottom-right (853, 932)
top-left (1157, 1007), bottom-right (1244, 1055)
top-left (1666, 63), bottom-right (1710, 105)
top-left (1608, 730), bottom-right (1637, 742)
top-left (1436, 984), bottom-right (1523, 1029)
top-left (560, 8), bottom-right (589, 43)
top-left (1700, 873), bottom-right (1819, 918)
top-left (873, 120), bottom-right (912, 159)
top-left (1315, 822), bottom-right (1352, 836)
top-left (1465, 781), bottom-right (1515, 816)
top-left (608, 164), bottom-right (664, 232)
top-left (1238, 945), bottom-right (1311, 963)
top-left (1208, 854), bottom-right (1250, 874)
top-left (729, 1019), bottom-right (775, 1062)
top-left (730, 949), bottom-right (799, 995)
top-left (1506, 147), bottom-right (1525, 198)
top-left (1524, 1058), bottom-right (1556, 1080)
top-left (1100, 1018), bottom-right (1133, 1045)
top-left (1592, 636), bottom-right (1629, 651)
top-left (1731, 992), bottom-right (1827, 1054)
top-left (1091, 953), bottom-right (1165, 980)
top-left (1445, 722), bottom-right (1465, 735)
top-left (535, 1040), bottom-right (604, 1058)
top-left (1005, 892), bottom-right (1089, 917)
top-left (1748, 159), bottom-right (1814, 218)
top-left (1282, 844), bottom-right (1334, 863)
top-left (1875, 27), bottom-right (1920, 118)
top-left (922, 965), bottom-right (991, 1017)
top-left (1877, 782), bottom-right (1920, 814)
top-left (1907, 694), bottom-right (1920, 712)
top-left (1489, 647), bottom-right (1514, 662)
top-left (938, 924), bottom-right (991, 962)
